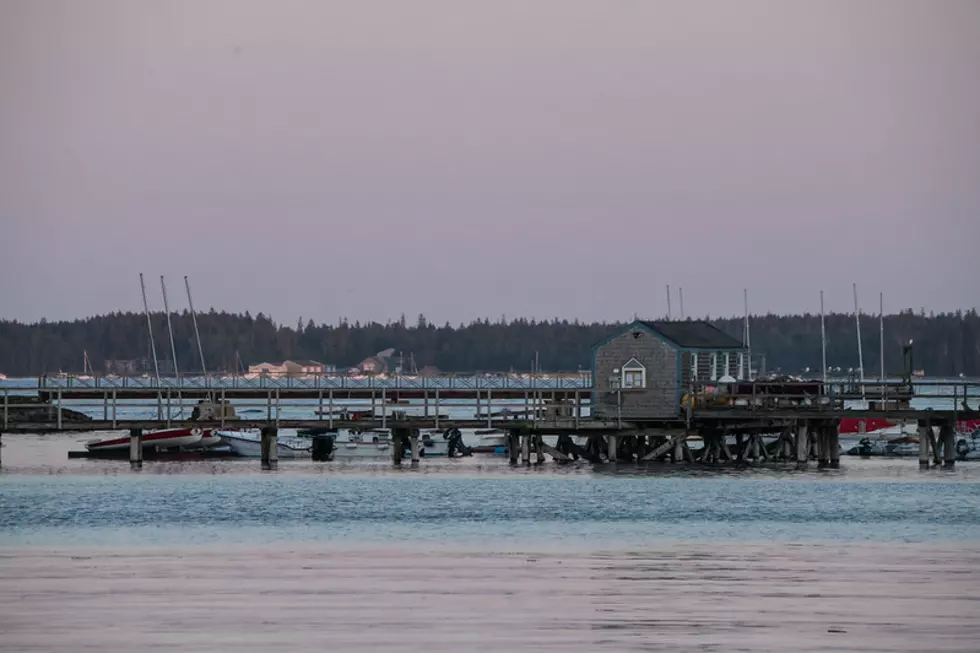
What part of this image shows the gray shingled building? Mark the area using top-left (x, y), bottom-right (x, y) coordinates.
top-left (592, 320), bottom-right (746, 420)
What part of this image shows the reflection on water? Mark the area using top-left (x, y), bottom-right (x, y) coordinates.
top-left (1, 543), bottom-right (979, 652)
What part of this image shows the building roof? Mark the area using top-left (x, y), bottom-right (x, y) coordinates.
top-left (637, 320), bottom-right (744, 349)
top-left (287, 359), bottom-right (323, 367)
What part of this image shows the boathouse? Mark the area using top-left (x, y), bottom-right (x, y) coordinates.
top-left (592, 320), bottom-right (746, 420)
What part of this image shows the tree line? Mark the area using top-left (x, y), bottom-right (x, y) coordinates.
top-left (0, 309), bottom-right (977, 377)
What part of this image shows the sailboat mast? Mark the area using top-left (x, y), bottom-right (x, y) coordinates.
top-left (820, 290), bottom-right (827, 383)
top-left (184, 276), bottom-right (208, 377)
top-left (666, 285), bottom-right (672, 320)
top-left (853, 283), bottom-right (864, 383)
top-left (679, 287), bottom-right (685, 320)
top-left (879, 292), bottom-right (885, 381)
top-left (160, 276), bottom-right (180, 380)
top-left (743, 288), bottom-right (751, 380)
top-left (139, 273), bottom-right (161, 385)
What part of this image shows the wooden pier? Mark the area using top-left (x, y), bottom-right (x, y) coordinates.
top-left (1, 374), bottom-right (977, 470)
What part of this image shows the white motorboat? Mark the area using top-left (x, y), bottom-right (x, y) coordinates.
top-left (331, 430), bottom-right (396, 459)
top-left (217, 429), bottom-right (312, 458)
top-left (85, 427), bottom-right (205, 452)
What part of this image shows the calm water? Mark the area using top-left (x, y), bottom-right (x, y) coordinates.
top-left (2, 434), bottom-right (980, 651)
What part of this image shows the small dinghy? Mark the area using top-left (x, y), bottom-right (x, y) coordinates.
top-left (85, 427), bottom-right (205, 452)
top-left (216, 430), bottom-right (312, 458)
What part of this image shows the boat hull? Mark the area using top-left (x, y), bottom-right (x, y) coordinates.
top-left (216, 431), bottom-right (311, 458)
top-left (85, 428), bottom-right (205, 452)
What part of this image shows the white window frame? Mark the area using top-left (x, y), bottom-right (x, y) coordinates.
top-left (691, 353), bottom-right (698, 380)
top-left (620, 358), bottom-right (646, 389)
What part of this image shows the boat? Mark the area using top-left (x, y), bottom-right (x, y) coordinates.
top-left (331, 430), bottom-right (395, 459)
top-left (85, 427), bottom-right (205, 452)
top-left (955, 430), bottom-right (980, 461)
top-left (216, 429), bottom-right (312, 458)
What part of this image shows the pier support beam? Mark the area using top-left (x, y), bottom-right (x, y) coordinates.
top-left (521, 433), bottom-right (530, 465)
top-left (673, 435), bottom-right (684, 463)
top-left (508, 430), bottom-right (519, 465)
top-left (828, 424), bottom-right (840, 469)
top-left (918, 420), bottom-right (931, 468)
top-left (941, 422), bottom-right (955, 469)
top-left (795, 422), bottom-right (808, 470)
top-left (260, 426), bottom-right (278, 471)
top-left (129, 428), bottom-right (143, 470)
top-left (409, 430), bottom-right (420, 468)
top-left (607, 434), bottom-right (618, 463)
top-left (817, 423), bottom-right (830, 469)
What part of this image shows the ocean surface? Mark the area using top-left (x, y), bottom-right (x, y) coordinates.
top-left (2, 434), bottom-right (980, 651)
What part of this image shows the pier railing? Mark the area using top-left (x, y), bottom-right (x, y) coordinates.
top-left (35, 371), bottom-right (593, 391)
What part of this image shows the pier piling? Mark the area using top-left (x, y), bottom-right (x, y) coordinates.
top-left (260, 426), bottom-right (278, 470)
top-left (829, 424), bottom-right (841, 468)
top-left (941, 422), bottom-right (955, 469)
top-left (795, 422), bottom-right (808, 470)
top-left (918, 421), bottom-right (930, 468)
top-left (508, 430), bottom-right (519, 465)
top-left (129, 428), bottom-right (142, 470)
top-left (521, 433), bottom-right (530, 465)
top-left (607, 434), bottom-right (618, 463)
top-left (410, 430), bottom-right (420, 468)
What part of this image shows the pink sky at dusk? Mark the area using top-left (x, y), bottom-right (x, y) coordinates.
top-left (1, 0), bottom-right (978, 326)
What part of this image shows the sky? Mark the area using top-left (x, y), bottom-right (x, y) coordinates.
top-left (1, 0), bottom-right (978, 326)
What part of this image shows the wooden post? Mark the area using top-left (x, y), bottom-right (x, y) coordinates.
top-left (476, 389), bottom-right (481, 423)
top-left (509, 430), bottom-right (519, 465)
top-left (942, 421), bottom-right (955, 469)
top-left (423, 390), bottom-right (429, 418)
top-left (574, 390), bottom-right (581, 430)
top-left (486, 389), bottom-right (492, 428)
top-left (56, 389), bottom-right (63, 430)
top-left (328, 389), bottom-right (334, 429)
top-left (817, 423), bottom-right (829, 469)
top-left (918, 420), bottom-right (931, 467)
top-left (129, 428), bottom-right (143, 470)
top-left (829, 423), bottom-right (840, 469)
top-left (796, 422), bottom-right (808, 470)
top-left (535, 434), bottom-right (545, 464)
top-left (392, 428), bottom-right (403, 466)
top-left (434, 389), bottom-right (440, 429)
top-left (260, 426), bottom-right (278, 470)
top-left (521, 432), bottom-right (530, 465)
top-left (410, 430), bottom-right (420, 468)
top-left (608, 434), bottom-right (618, 462)
top-left (673, 435), bottom-right (683, 463)
top-left (381, 388), bottom-right (387, 429)
top-left (4, 388), bottom-right (9, 430)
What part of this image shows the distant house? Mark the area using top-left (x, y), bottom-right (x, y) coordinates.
top-left (356, 356), bottom-right (388, 375)
top-left (248, 362), bottom-right (288, 377)
top-left (284, 360), bottom-right (332, 376)
top-left (592, 320), bottom-right (745, 420)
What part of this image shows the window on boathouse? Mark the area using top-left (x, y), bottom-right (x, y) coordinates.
top-left (621, 358), bottom-right (646, 389)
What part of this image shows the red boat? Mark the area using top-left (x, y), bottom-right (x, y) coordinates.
top-left (84, 427), bottom-right (207, 452)
top-left (839, 418), bottom-right (980, 435)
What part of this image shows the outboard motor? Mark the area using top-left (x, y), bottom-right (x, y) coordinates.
top-left (445, 427), bottom-right (472, 457)
top-left (311, 434), bottom-right (335, 462)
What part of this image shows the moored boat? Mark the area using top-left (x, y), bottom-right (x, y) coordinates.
top-left (216, 429), bottom-right (312, 458)
top-left (85, 427), bottom-right (205, 452)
